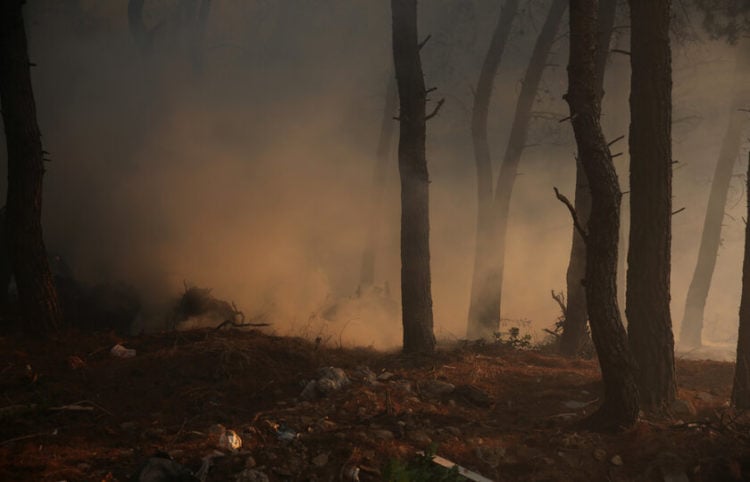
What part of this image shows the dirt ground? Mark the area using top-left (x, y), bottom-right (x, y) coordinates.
top-left (0, 328), bottom-right (748, 481)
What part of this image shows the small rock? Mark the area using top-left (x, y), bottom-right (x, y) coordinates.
top-left (421, 380), bottom-right (455, 398)
top-left (593, 448), bottom-right (607, 461)
top-left (610, 455), bottom-right (623, 466)
top-left (300, 380), bottom-right (318, 400)
top-left (372, 429), bottom-right (395, 441)
top-left (377, 371), bottom-right (395, 381)
top-left (312, 453), bottom-right (329, 467)
top-left (235, 469), bottom-right (270, 482)
top-left (219, 429), bottom-right (242, 451)
top-left (562, 400), bottom-right (589, 410)
top-left (408, 430), bottom-right (432, 445)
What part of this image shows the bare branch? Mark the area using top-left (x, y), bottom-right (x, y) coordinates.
top-left (554, 187), bottom-right (587, 240)
top-left (607, 134), bottom-right (625, 147)
top-left (425, 98), bottom-right (445, 121)
top-left (611, 48), bottom-right (631, 56)
top-left (418, 34), bottom-right (432, 50)
top-left (672, 207), bottom-right (686, 216)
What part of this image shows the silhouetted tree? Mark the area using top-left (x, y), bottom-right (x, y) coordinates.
top-left (467, 0), bottom-right (567, 339)
top-left (625, 0), bottom-right (677, 411)
top-left (0, 0), bottom-right (63, 334)
top-left (560, 0), bottom-right (618, 357)
top-left (732, 155), bottom-right (750, 410)
top-left (466, 0), bottom-right (519, 340)
top-left (680, 44), bottom-right (750, 348)
top-left (391, 0), bottom-right (437, 353)
top-left (360, 76), bottom-right (398, 290)
top-left (732, 153), bottom-right (750, 408)
top-left (563, 0), bottom-right (639, 430)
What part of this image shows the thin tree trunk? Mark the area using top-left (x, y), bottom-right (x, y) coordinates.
top-left (468, 0), bottom-right (567, 339)
top-left (732, 153), bottom-right (750, 408)
top-left (560, 0), bottom-right (617, 357)
top-left (626, 0), bottom-right (676, 412)
top-left (392, 0), bottom-right (435, 354)
top-left (128, 0), bottom-right (152, 55)
top-left (466, 0), bottom-right (519, 339)
top-left (680, 46), bottom-right (749, 349)
top-left (566, 0), bottom-right (639, 430)
top-left (0, 0), bottom-right (63, 335)
top-left (360, 76), bottom-right (398, 289)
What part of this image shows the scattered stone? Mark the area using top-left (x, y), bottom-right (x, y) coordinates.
top-left (235, 469), bottom-right (269, 482)
top-left (377, 371), bottom-right (395, 381)
top-left (312, 453), bottom-right (329, 467)
top-left (300, 367), bottom-right (350, 399)
top-left (421, 380), bottom-right (455, 398)
top-left (455, 384), bottom-right (493, 407)
top-left (593, 448), bottom-right (607, 461)
top-left (372, 429), bottom-right (395, 441)
top-left (353, 366), bottom-right (378, 384)
top-left (134, 456), bottom-right (197, 482)
top-left (611, 455), bottom-right (623, 466)
top-left (695, 392), bottom-right (716, 403)
top-left (408, 430), bottom-right (432, 446)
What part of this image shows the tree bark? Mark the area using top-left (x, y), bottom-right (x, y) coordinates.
top-left (392, 0), bottom-right (436, 354)
top-left (680, 46), bottom-right (750, 349)
top-left (560, 0), bottom-right (617, 357)
top-left (732, 153), bottom-right (750, 408)
top-left (467, 0), bottom-right (567, 339)
top-left (190, 0), bottom-right (212, 75)
top-left (566, 0), bottom-right (639, 430)
top-left (626, 0), bottom-right (677, 412)
top-left (466, 0), bottom-right (519, 339)
top-left (0, 0), bottom-right (63, 335)
top-left (359, 76), bottom-right (398, 289)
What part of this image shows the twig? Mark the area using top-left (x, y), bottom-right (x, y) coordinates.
top-left (554, 187), bottom-right (587, 240)
top-left (418, 34), bottom-right (432, 50)
top-left (672, 207), bottom-right (686, 216)
top-left (214, 320), bottom-right (270, 330)
top-left (425, 98), bottom-right (445, 120)
top-left (611, 48), bottom-right (631, 56)
top-left (607, 134), bottom-right (625, 147)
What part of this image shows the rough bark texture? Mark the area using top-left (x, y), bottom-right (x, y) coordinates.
top-left (391, 0), bottom-right (435, 354)
top-left (680, 46), bottom-right (750, 349)
top-left (360, 76), bottom-right (398, 289)
top-left (467, 0), bottom-right (566, 339)
top-left (0, 0), bottom-right (63, 335)
top-left (732, 153), bottom-right (750, 409)
top-left (566, 0), bottom-right (639, 430)
top-left (466, 0), bottom-right (519, 339)
top-left (626, 0), bottom-right (677, 411)
top-left (560, 0), bottom-right (617, 357)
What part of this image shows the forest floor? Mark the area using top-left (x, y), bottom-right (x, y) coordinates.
top-left (0, 328), bottom-right (748, 482)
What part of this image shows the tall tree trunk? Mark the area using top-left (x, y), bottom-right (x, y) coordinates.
top-left (0, 0), bottom-right (63, 335)
top-left (466, 0), bottom-right (519, 339)
top-left (680, 46), bottom-right (749, 349)
top-left (359, 76), bottom-right (398, 289)
top-left (468, 0), bottom-right (567, 339)
top-left (626, 0), bottom-right (676, 412)
top-left (566, 0), bottom-right (639, 430)
top-left (560, 0), bottom-right (617, 356)
top-left (128, 0), bottom-right (153, 55)
top-left (392, 0), bottom-right (436, 354)
top-left (732, 153), bottom-right (750, 408)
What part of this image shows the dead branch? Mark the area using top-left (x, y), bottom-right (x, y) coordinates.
top-left (418, 34), bottom-right (432, 50)
top-left (554, 187), bottom-right (587, 240)
top-left (550, 290), bottom-right (567, 318)
top-left (214, 320), bottom-right (271, 330)
top-left (611, 48), bottom-right (631, 56)
top-left (425, 98), bottom-right (445, 120)
top-left (672, 207), bottom-right (686, 216)
top-left (607, 134), bottom-right (625, 147)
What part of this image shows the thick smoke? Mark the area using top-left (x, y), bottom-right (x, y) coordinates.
top-left (0, 1), bottom-right (747, 354)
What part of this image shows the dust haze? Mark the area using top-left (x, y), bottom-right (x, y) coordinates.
top-left (3, 1), bottom-right (748, 353)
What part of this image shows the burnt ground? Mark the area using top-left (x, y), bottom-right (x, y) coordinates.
top-left (0, 328), bottom-right (748, 481)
